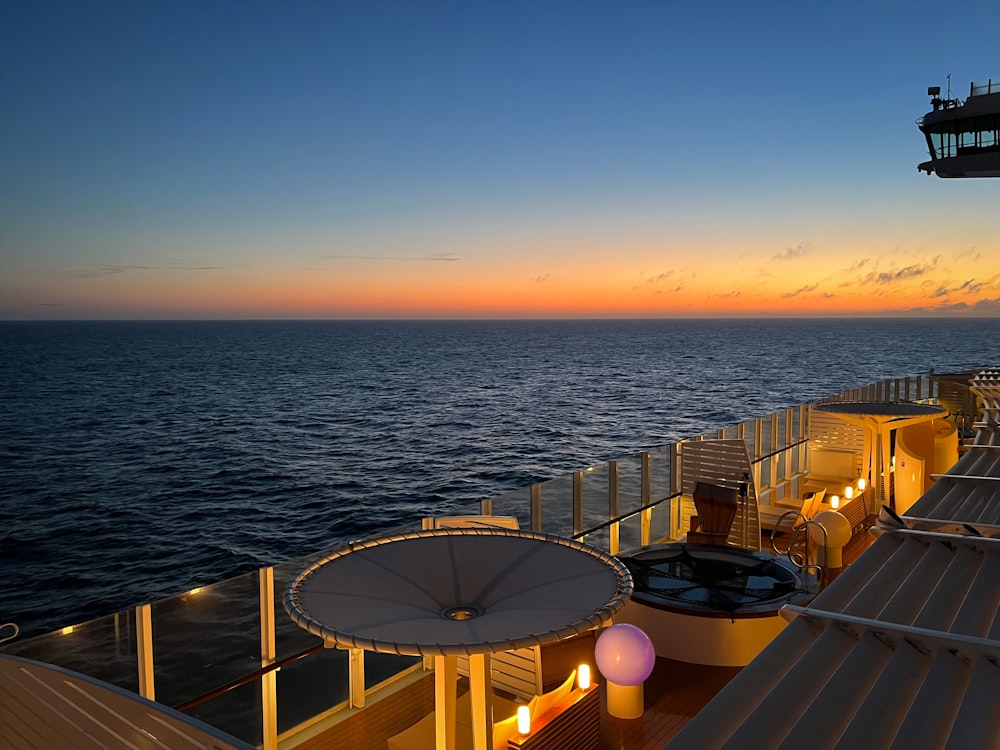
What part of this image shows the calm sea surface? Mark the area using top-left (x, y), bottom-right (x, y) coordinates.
top-left (1, 318), bottom-right (997, 638)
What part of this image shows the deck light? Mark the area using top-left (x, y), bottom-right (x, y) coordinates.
top-left (596, 623), bottom-right (655, 719)
top-left (517, 704), bottom-right (531, 735)
top-left (578, 664), bottom-right (591, 690)
top-left (845, 485), bottom-right (854, 500)
top-left (858, 477), bottom-right (867, 491)
top-left (829, 495), bottom-right (840, 509)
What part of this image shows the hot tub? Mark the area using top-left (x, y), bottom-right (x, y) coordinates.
top-left (615, 543), bottom-right (814, 667)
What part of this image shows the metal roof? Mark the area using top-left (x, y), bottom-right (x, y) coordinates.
top-left (666, 366), bottom-right (1000, 750)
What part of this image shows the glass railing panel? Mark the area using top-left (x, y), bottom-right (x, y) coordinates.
top-left (649, 499), bottom-right (672, 544)
top-left (277, 646), bottom-right (349, 734)
top-left (615, 454), bottom-right (644, 517)
top-left (581, 463), bottom-right (610, 534)
top-left (617, 511), bottom-right (643, 553)
top-left (536, 475), bottom-right (573, 537)
top-left (581, 526), bottom-right (610, 553)
top-left (649, 445), bottom-right (672, 504)
top-left (488, 487), bottom-right (531, 530)
top-left (150, 570), bottom-right (261, 709)
top-left (184, 674), bottom-right (263, 747)
top-left (0, 609), bottom-right (138, 692)
top-left (365, 652), bottom-right (421, 690)
top-left (273, 557), bottom-right (326, 662)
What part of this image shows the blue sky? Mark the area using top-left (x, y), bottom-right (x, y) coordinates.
top-left (1, 1), bottom-right (998, 318)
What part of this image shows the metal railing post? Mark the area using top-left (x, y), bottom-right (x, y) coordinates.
top-left (530, 484), bottom-right (542, 532)
top-left (260, 567), bottom-right (277, 750)
top-left (608, 461), bottom-right (620, 555)
top-left (136, 603), bottom-right (155, 701)
top-left (572, 471), bottom-right (584, 537)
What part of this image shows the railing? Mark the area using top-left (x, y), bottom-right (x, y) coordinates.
top-left (970, 78), bottom-right (997, 96)
top-left (0, 372), bottom-right (942, 747)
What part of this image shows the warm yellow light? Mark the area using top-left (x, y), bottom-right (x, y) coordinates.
top-left (845, 486), bottom-right (854, 499)
top-left (61, 626), bottom-right (74, 635)
top-left (189, 587), bottom-right (202, 595)
top-left (517, 705), bottom-right (531, 735)
top-left (829, 495), bottom-right (840, 509)
top-left (578, 664), bottom-right (591, 690)
top-left (857, 478), bottom-right (867, 491)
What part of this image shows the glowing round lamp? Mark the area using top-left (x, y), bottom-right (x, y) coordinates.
top-left (809, 510), bottom-right (853, 568)
top-left (595, 623), bottom-right (655, 686)
top-left (595, 624), bottom-right (655, 719)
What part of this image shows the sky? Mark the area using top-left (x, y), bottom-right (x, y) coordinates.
top-left (1, 1), bottom-right (998, 319)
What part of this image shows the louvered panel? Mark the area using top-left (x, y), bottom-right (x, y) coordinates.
top-left (777, 630), bottom-right (892, 750)
top-left (951, 548), bottom-right (1000, 638)
top-left (877, 539), bottom-right (956, 625)
top-left (808, 410), bottom-right (865, 452)
top-left (833, 639), bottom-right (931, 749)
top-left (889, 649), bottom-right (969, 749)
top-left (840, 537), bottom-right (929, 619)
top-left (946, 656), bottom-right (1000, 749)
top-left (912, 544), bottom-right (982, 632)
top-left (457, 647), bottom-right (541, 700)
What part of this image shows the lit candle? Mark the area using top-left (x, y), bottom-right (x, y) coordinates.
top-left (517, 705), bottom-right (531, 735)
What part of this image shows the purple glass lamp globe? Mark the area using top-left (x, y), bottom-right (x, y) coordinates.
top-left (595, 623), bottom-right (655, 686)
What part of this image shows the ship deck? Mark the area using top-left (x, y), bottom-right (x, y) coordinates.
top-left (287, 529), bottom-right (875, 750)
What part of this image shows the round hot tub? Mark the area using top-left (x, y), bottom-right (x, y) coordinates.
top-left (616, 543), bottom-right (814, 667)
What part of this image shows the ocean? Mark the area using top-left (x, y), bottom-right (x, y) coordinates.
top-left (1, 317), bottom-right (997, 639)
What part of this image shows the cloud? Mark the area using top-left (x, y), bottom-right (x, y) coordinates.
top-left (848, 257), bottom-right (872, 271)
top-left (646, 271), bottom-right (675, 284)
top-left (535, 273), bottom-right (550, 284)
top-left (66, 263), bottom-right (221, 279)
top-left (324, 253), bottom-right (459, 262)
top-left (772, 241), bottom-right (809, 261)
top-left (861, 258), bottom-right (939, 286)
top-left (782, 283), bottom-right (819, 299)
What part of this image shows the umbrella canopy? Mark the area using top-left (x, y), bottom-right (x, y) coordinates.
top-left (284, 527), bottom-right (633, 750)
top-left (284, 527), bottom-right (633, 656)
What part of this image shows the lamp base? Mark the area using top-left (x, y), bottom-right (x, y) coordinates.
top-left (606, 681), bottom-right (644, 719)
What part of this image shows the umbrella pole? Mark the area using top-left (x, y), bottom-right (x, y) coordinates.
top-left (434, 655), bottom-right (458, 750)
top-left (469, 654), bottom-right (494, 750)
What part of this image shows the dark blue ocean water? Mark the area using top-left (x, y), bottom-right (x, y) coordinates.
top-left (1, 318), bottom-right (997, 638)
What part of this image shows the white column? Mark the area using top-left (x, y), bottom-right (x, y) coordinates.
top-left (434, 654), bottom-right (458, 750)
top-left (468, 653), bottom-right (493, 750)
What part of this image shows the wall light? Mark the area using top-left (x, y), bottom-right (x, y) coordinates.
top-left (517, 705), bottom-right (531, 735)
top-left (844, 485), bottom-right (854, 500)
top-left (829, 495), bottom-right (840, 510)
top-left (858, 478), bottom-right (867, 491)
top-left (578, 664), bottom-right (591, 690)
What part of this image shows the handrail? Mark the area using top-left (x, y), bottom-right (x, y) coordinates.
top-left (769, 511), bottom-right (826, 587)
top-left (570, 492), bottom-right (678, 540)
top-left (173, 641), bottom-right (325, 713)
